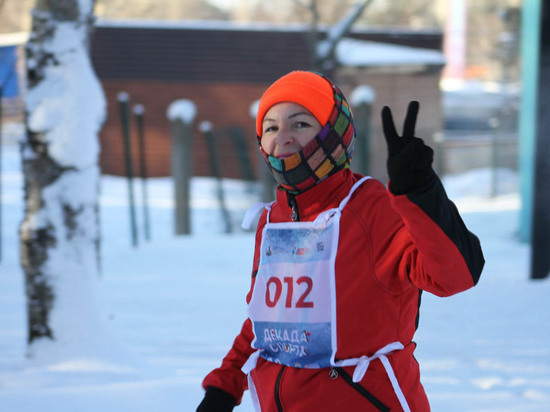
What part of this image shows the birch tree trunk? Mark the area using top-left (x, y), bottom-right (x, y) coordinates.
top-left (20, 0), bottom-right (106, 358)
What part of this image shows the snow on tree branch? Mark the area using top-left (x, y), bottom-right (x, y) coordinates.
top-left (317, 0), bottom-right (373, 68)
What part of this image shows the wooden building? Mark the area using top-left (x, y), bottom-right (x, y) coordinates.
top-left (91, 20), bottom-right (445, 182)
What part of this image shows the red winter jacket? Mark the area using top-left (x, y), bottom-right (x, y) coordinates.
top-left (203, 169), bottom-right (484, 411)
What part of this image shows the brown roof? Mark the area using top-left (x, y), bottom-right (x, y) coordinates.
top-left (350, 28), bottom-right (442, 50)
top-left (90, 21), bottom-right (442, 83)
top-left (91, 23), bottom-right (311, 83)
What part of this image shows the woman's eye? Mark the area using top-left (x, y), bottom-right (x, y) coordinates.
top-left (295, 121), bottom-right (311, 129)
top-left (263, 125), bottom-right (277, 133)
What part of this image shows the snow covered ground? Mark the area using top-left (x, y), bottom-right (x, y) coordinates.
top-left (0, 142), bottom-right (549, 411)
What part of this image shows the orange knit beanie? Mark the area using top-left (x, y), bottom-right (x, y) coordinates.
top-left (256, 71), bottom-right (356, 194)
top-left (256, 71), bottom-right (335, 137)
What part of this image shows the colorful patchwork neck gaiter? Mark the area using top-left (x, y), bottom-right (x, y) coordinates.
top-left (256, 72), bottom-right (356, 194)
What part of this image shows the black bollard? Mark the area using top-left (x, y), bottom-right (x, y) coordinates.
top-left (134, 104), bottom-right (150, 241)
top-left (118, 92), bottom-right (138, 247)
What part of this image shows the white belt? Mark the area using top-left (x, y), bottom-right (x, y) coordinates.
top-left (242, 351), bottom-right (262, 412)
top-left (242, 350), bottom-right (261, 375)
top-left (334, 341), bottom-right (410, 412)
top-left (242, 341), bottom-right (410, 412)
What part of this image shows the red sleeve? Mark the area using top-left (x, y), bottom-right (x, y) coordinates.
top-left (201, 318), bottom-right (255, 404)
top-left (354, 176), bottom-right (483, 298)
top-left (201, 213), bottom-right (267, 403)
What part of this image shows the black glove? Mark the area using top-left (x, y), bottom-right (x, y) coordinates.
top-left (197, 386), bottom-right (237, 412)
top-left (381, 101), bottom-right (436, 195)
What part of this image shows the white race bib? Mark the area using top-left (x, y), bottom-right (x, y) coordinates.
top-left (248, 215), bottom-right (340, 368)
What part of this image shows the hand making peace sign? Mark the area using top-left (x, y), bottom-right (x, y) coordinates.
top-left (381, 101), bottom-right (436, 195)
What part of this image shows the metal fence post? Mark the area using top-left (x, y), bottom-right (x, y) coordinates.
top-left (133, 104), bottom-right (150, 241)
top-left (350, 85), bottom-right (376, 176)
top-left (228, 126), bottom-right (255, 181)
top-left (433, 131), bottom-right (445, 177)
top-left (489, 117), bottom-right (500, 198)
top-left (167, 99), bottom-right (196, 235)
top-left (200, 121), bottom-right (232, 234)
top-left (118, 92), bottom-right (138, 247)
top-left (530, 0), bottom-right (550, 279)
top-left (250, 99), bottom-right (276, 202)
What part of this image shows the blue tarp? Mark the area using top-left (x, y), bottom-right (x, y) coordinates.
top-left (0, 46), bottom-right (19, 97)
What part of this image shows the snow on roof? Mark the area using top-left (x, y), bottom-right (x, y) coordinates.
top-left (329, 37), bottom-right (445, 67)
top-left (96, 18), bottom-right (311, 32)
top-left (0, 32), bottom-right (30, 47)
top-left (96, 18), bottom-right (442, 37)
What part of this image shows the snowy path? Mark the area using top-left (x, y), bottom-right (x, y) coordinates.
top-left (0, 144), bottom-right (549, 411)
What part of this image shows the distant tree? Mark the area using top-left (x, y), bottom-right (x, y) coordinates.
top-left (292, 0), bottom-right (374, 71)
top-left (95, 0), bottom-right (229, 21)
top-left (0, 0), bottom-right (34, 33)
top-left (20, 0), bottom-right (106, 358)
top-left (363, 0), bottom-right (437, 27)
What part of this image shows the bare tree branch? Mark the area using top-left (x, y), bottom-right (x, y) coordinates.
top-left (317, 0), bottom-right (374, 70)
top-left (291, 0), bottom-right (311, 10)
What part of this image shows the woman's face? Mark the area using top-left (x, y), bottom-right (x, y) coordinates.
top-left (260, 102), bottom-right (322, 158)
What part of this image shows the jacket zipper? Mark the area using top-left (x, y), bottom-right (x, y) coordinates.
top-left (287, 194), bottom-right (300, 221)
top-left (274, 365), bottom-right (286, 412)
top-left (334, 367), bottom-right (390, 412)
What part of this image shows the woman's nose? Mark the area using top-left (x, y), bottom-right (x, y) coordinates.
top-left (275, 128), bottom-right (293, 146)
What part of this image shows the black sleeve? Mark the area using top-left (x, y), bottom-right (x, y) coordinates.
top-left (401, 170), bottom-right (485, 286)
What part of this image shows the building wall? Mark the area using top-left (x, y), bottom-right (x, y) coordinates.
top-left (93, 24), bottom-right (444, 182)
top-left (99, 80), bottom-right (266, 178)
top-left (99, 67), bottom-right (443, 182)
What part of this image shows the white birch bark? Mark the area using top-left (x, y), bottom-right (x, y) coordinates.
top-left (20, 0), bottom-right (106, 360)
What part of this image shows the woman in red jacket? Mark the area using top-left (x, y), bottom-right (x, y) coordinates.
top-left (197, 71), bottom-right (484, 411)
